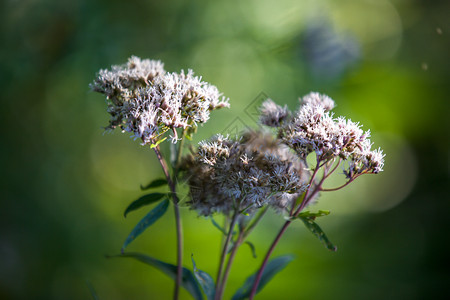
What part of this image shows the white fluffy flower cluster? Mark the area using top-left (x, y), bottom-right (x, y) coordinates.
top-left (261, 92), bottom-right (385, 177)
top-left (91, 56), bottom-right (165, 99)
top-left (91, 56), bottom-right (229, 144)
top-left (300, 92), bottom-right (335, 112)
top-left (181, 132), bottom-right (308, 216)
top-left (259, 99), bottom-right (290, 127)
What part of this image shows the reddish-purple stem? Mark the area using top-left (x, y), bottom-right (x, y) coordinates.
top-left (154, 146), bottom-right (183, 300)
top-left (249, 159), bottom-right (322, 299)
top-left (215, 210), bottom-right (238, 300)
top-left (248, 220), bottom-right (291, 299)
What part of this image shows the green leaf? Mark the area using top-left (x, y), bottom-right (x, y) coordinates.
top-left (85, 280), bottom-right (99, 300)
top-left (210, 217), bottom-right (227, 236)
top-left (245, 241), bottom-right (257, 258)
top-left (232, 255), bottom-right (294, 300)
top-left (121, 199), bottom-right (169, 252)
top-left (211, 217), bottom-right (236, 237)
top-left (113, 253), bottom-right (203, 300)
top-left (140, 178), bottom-right (168, 191)
top-left (239, 203), bottom-right (253, 215)
top-left (124, 193), bottom-right (166, 217)
top-left (226, 241), bottom-right (235, 254)
top-left (297, 210), bottom-right (331, 220)
top-left (185, 126), bottom-right (197, 140)
top-left (150, 137), bottom-right (167, 149)
top-left (192, 255), bottom-right (215, 300)
top-left (299, 217), bottom-right (337, 251)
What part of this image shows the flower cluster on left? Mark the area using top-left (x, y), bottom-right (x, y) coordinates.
top-left (91, 56), bottom-right (230, 300)
top-left (90, 56), bottom-right (229, 145)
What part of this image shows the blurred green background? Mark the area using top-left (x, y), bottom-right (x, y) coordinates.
top-left (1, 0), bottom-right (449, 299)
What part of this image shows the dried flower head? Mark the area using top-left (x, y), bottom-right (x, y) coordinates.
top-left (181, 131), bottom-right (309, 216)
top-left (259, 99), bottom-right (290, 127)
top-left (91, 56), bottom-right (229, 145)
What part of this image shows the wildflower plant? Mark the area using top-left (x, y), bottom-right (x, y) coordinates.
top-left (91, 57), bottom-right (384, 300)
top-left (91, 56), bottom-right (229, 299)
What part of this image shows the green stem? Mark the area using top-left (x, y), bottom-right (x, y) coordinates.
top-left (243, 206), bottom-right (268, 240)
top-left (153, 145), bottom-right (183, 300)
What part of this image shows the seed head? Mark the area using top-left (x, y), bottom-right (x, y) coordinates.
top-left (181, 131), bottom-right (309, 216)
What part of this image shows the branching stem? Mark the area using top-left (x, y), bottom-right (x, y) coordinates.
top-left (249, 159), bottom-right (322, 299)
top-left (248, 220), bottom-right (291, 300)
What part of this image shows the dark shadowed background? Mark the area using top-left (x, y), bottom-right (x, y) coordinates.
top-left (1, 0), bottom-right (449, 299)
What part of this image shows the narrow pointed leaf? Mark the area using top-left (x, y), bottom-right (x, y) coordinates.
top-left (210, 217), bottom-right (227, 236)
top-left (226, 241), bottom-right (236, 254)
top-left (113, 253), bottom-right (203, 300)
top-left (211, 217), bottom-right (236, 237)
top-left (124, 193), bottom-right (166, 217)
top-left (192, 255), bottom-right (215, 300)
top-left (121, 199), bottom-right (169, 252)
top-left (299, 217), bottom-right (337, 251)
top-left (232, 255), bottom-right (294, 300)
top-left (150, 137), bottom-right (167, 149)
top-left (85, 280), bottom-right (99, 300)
top-left (297, 210), bottom-right (330, 219)
top-left (140, 178), bottom-right (168, 191)
top-left (245, 241), bottom-right (257, 258)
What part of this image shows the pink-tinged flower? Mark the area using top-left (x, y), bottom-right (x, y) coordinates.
top-left (260, 93), bottom-right (384, 176)
top-left (91, 56), bottom-right (229, 145)
top-left (259, 99), bottom-right (290, 127)
top-left (181, 131), bottom-right (309, 216)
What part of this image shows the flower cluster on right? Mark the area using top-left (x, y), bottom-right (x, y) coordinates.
top-left (263, 92), bottom-right (384, 179)
top-left (182, 92), bottom-right (385, 217)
